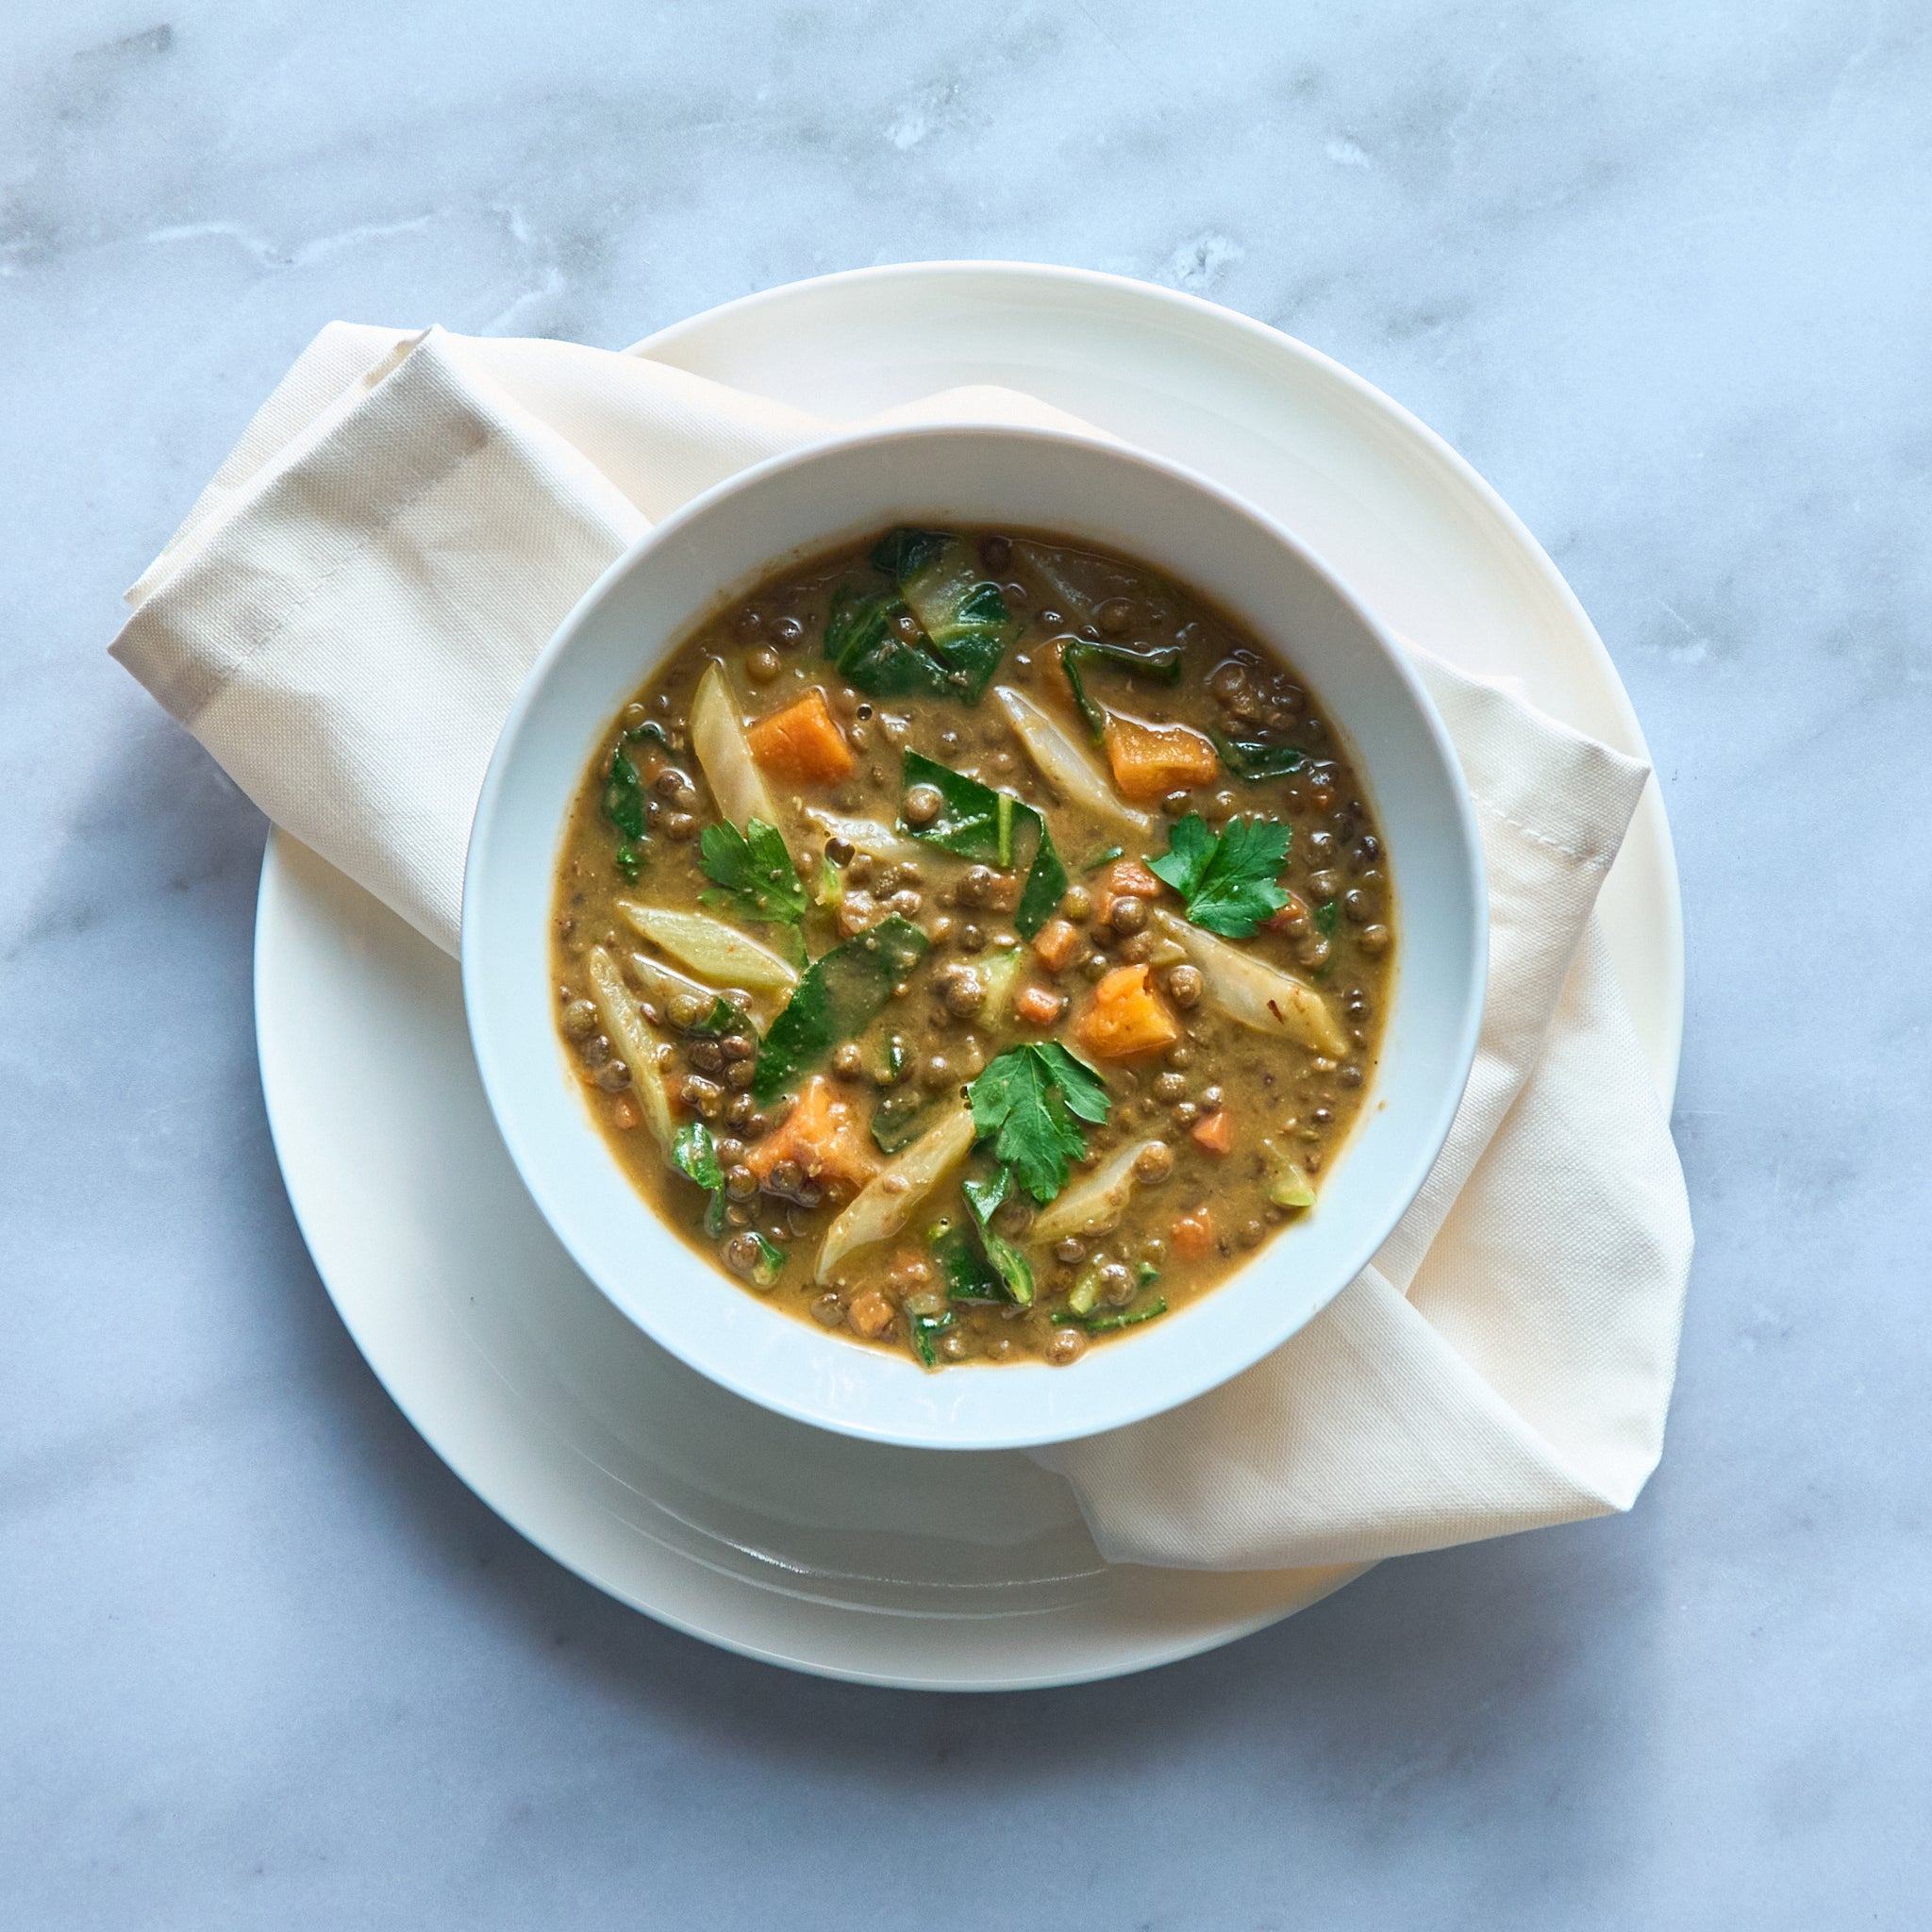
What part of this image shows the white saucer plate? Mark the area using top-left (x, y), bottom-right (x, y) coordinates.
top-left (255, 262), bottom-right (1683, 1690)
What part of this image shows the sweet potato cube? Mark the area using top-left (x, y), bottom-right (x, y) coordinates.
top-left (1191, 1109), bottom-right (1234, 1155)
top-left (746, 1074), bottom-right (876, 1191)
top-left (1031, 917), bottom-right (1081, 972)
top-left (1074, 963), bottom-right (1181, 1060)
top-left (1102, 714), bottom-right (1220, 803)
top-left (745, 689), bottom-right (856, 788)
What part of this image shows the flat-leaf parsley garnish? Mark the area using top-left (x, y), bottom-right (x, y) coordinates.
top-left (1148, 813), bottom-right (1291, 940)
top-left (698, 818), bottom-right (808, 931)
top-left (966, 1042), bottom-right (1111, 1204)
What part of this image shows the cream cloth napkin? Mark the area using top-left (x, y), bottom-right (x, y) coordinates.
top-left (111, 322), bottom-right (1691, 1573)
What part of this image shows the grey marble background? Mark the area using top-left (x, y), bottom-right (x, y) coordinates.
top-left (5, 2), bottom-right (1928, 1926)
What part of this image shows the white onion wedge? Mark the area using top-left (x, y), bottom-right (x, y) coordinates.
top-left (993, 685), bottom-right (1153, 835)
top-left (585, 946), bottom-right (674, 1152)
top-left (815, 1104), bottom-right (975, 1283)
top-left (1029, 1137), bottom-right (1163, 1246)
top-left (617, 902), bottom-right (799, 991)
top-left (625, 950), bottom-right (749, 1016)
top-left (803, 808), bottom-right (924, 867)
top-left (1151, 909), bottom-right (1349, 1058)
top-left (691, 659), bottom-right (778, 830)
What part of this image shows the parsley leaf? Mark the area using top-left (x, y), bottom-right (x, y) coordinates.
top-left (966, 1043), bottom-right (1112, 1204)
top-left (603, 745), bottom-right (649, 878)
top-left (1148, 813), bottom-right (1292, 939)
top-left (698, 818), bottom-right (808, 930)
top-left (754, 915), bottom-right (929, 1102)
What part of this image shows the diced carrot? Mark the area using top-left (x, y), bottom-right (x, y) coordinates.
top-left (1191, 1109), bottom-right (1234, 1155)
top-left (1171, 1208), bottom-right (1215, 1258)
top-left (1014, 984), bottom-right (1067, 1028)
top-left (1264, 889), bottom-right (1310, 935)
top-left (1103, 713), bottom-right (1221, 803)
top-left (746, 1074), bottom-right (877, 1191)
top-left (608, 1092), bottom-right (642, 1132)
top-left (1092, 858), bottom-right (1163, 924)
top-left (745, 689), bottom-right (856, 787)
top-left (1074, 963), bottom-right (1182, 1060)
top-left (1031, 917), bottom-right (1080, 972)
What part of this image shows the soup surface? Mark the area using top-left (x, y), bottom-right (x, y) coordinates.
top-left (550, 526), bottom-right (1393, 1369)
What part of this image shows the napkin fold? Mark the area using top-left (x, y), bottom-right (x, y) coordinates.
top-left (112, 322), bottom-right (1691, 1573)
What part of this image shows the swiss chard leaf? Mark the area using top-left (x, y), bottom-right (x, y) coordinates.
top-left (753, 915), bottom-right (929, 1102)
top-left (934, 1226), bottom-right (1008, 1304)
top-left (1053, 1296), bottom-right (1169, 1333)
top-left (870, 1086), bottom-right (931, 1156)
top-left (698, 818), bottom-right (807, 929)
top-left (908, 1303), bottom-right (957, 1369)
top-left (1209, 728), bottom-right (1307, 781)
top-left (966, 1044), bottom-right (1111, 1204)
top-left (671, 1122), bottom-right (724, 1191)
top-left (898, 752), bottom-right (1065, 941)
top-left (602, 745), bottom-right (649, 869)
top-left (960, 1165), bottom-right (1037, 1306)
top-left (1060, 639), bottom-right (1185, 743)
top-left (869, 526), bottom-right (948, 580)
top-left (829, 531), bottom-right (1014, 703)
top-left (1148, 813), bottom-right (1292, 940)
top-left (1315, 897), bottom-right (1340, 938)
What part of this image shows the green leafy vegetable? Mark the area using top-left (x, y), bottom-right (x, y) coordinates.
top-left (1208, 728), bottom-right (1307, 781)
top-left (1315, 897), bottom-right (1340, 938)
top-left (871, 1087), bottom-right (930, 1156)
top-left (671, 1121), bottom-right (724, 1191)
top-left (898, 751), bottom-right (1065, 941)
top-left (746, 1232), bottom-right (788, 1289)
top-left (966, 1043), bottom-right (1111, 1204)
top-left (613, 841), bottom-right (644, 883)
top-left (686, 995), bottom-right (740, 1036)
top-left (603, 745), bottom-right (648, 878)
top-left (1053, 1296), bottom-right (1169, 1334)
top-left (960, 1166), bottom-right (1036, 1306)
top-left (1061, 640), bottom-right (1184, 742)
top-left (753, 915), bottom-right (929, 1102)
top-left (1083, 843), bottom-right (1124, 873)
top-left (908, 1303), bottom-right (957, 1369)
top-left (823, 530), bottom-right (1015, 703)
top-left (933, 1226), bottom-right (1007, 1304)
top-left (624, 719), bottom-right (674, 751)
top-left (699, 818), bottom-right (807, 930)
top-left (1148, 813), bottom-right (1292, 939)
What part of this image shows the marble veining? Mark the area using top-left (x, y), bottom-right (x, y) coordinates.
top-left (4, 2), bottom-right (1930, 1926)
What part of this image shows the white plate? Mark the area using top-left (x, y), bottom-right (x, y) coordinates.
top-left (255, 262), bottom-right (1683, 1690)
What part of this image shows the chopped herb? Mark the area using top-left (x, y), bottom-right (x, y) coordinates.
top-left (699, 818), bottom-right (807, 930)
top-left (1208, 728), bottom-right (1307, 781)
top-left (1082, 843), bottom-right (1124, 874)
top-left (746, 1232), bottom-right (788, 1289)
top-left (966, 1042), bottom-right (1111, 1204)
top-left (672, 1122), bottom-right (729, 1234)
top-left (898, 751), bottom-right (1064, 941)
top-left (960, 1165), bottom-right (1036, 1305)
top-left (871, 1087), bottom-right (930, 1156)
top-left (1061, 639), bottom-right (1184, 742)
top-left (603, 746), bottom-right (648, 879)
top-left (1315, 897), bottom-right (1340, 938)
top-left (753, 915), bottom-right (929, 1101)
top-left (1053, 1296), bottom-right (1170, 1333)
top-left (933, 1226), bottom-right (1008, 1304)
top-left (1148, 813), bottom-right (1292, 939)
top-left (908, 1304), bottom-right (957, 1368)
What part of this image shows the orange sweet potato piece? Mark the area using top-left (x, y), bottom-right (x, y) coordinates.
top-left (746, 1074), bottom-right (876, 1191)
top-left (1031, 917), bottom-right (1080, 972)
top-left (745, 689), bottom-right (856, 787)
top-left (1171, 1208), bottom-right (1215, 1258)
top-left (1191, 1109), bottom-right (1234, 1155)
top-left (1074, 963), bottom-right (1181, 1060)
top-left (1092, 858), bottom-right (1163, 924)
top-left (1014, 984), bottom-right (1067, 1027)
top-left (1102, 714), bottom-right (1220, 803)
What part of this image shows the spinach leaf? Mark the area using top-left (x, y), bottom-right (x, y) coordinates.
top-left (898, 751), bottom-right (1064, 941)
top-left (829, 530), bottom-right (1015, 703)
top-left (603, 745), bottom-right (649, 877)
top-left (1315, 897), bottom-right (1340, 938)
top-left (671, 1122), bottom-right (724, 1191)
top-left (869, 526), bottom-right (948, 579)
top-left (966, 1043), bottom-right (1111, 1204)
top-left (698, 818), bottom-right (807, 930)
top-left (961, 1165), bottom-right (1037, 1305)
top-left (908, 1303), bottom-right (957, 1369)
top-left (824, 583), bottom-right (955, 699)
top-left (1208, 728), bottom-right (1307, 781)
top-left (753, 914), bottom-right (929, 1102)
top-left (1082, 843), bottom-right (1124, 873)
top-left (1052, 1296), bottom-right (1169, 1333)
top-left (1148, 813), bottom-right (1292, 939)
top-left (624, 719), bottom-right (674, 751)
top-left (686, 995), bottom-right (741, 1037)
top-left (746, 1232), bottom-right (788, 1289)
top-left (871, 1086), bottom-right (930, 1156)
top-left (1061, 639), bottom-right (1185, 742)
top-left (933, 1226), bottom-right (1008, 1304)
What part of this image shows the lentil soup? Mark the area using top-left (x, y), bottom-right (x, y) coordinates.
top-left (549, 526), bottom-right (1394, 1369)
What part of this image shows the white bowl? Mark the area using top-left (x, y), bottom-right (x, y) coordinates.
top-left (463, 424), bottom-right (1485, 1451)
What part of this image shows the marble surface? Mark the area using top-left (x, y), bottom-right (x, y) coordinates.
top-left (4, 1), bottom-right (1929, 1924)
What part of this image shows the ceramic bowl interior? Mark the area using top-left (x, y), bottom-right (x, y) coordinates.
top-left (463, 424), bottom-right (1485, 1451)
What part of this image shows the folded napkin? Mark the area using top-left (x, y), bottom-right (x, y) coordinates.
top-left (113, 322), bottom-right (1691, 1573)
